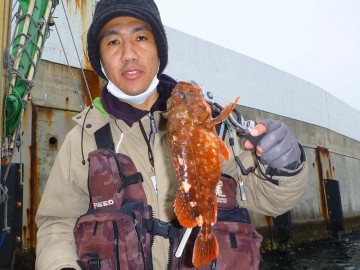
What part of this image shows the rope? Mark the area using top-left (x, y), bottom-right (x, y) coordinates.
top-left (60, 0), bottom-right (93, 104)
top-left (0, 125), bottom-right (22, 238)
top-left (0, 184), bottom-right (11, 240)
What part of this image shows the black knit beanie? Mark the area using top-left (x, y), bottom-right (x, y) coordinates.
top-left (87, 0), bottom-right (168, 80)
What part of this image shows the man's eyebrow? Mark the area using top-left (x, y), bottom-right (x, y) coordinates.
top-left (133, 25), bottom-right (153, 33)
top-left (99, 29), bottom-right (119, 40)
top-left (99, 25), bottom-right (153, 41)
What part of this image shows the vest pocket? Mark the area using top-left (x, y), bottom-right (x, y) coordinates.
top-left (75, 211), bottom-right (147, 270)
top-left (212, 221), bottom-right (263, 270)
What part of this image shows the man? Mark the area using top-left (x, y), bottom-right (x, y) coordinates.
top-left (36, 0), bottom-right (308, 269)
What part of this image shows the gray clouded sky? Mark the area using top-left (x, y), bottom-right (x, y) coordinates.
top-left (155, 0), bottom-right (360, 111)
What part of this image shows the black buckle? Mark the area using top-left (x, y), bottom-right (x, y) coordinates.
top-left (145, 218), bottom-right (180, 239)
top-left (88, 259), bottom-right (100, 270)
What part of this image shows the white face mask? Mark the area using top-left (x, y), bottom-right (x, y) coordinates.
top-left (101, 63), bottom-right (159, 105)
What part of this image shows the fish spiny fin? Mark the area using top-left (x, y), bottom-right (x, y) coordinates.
top-left (205, 96), bottom-right (240, 128)
top-left (192, 225), bottom-right (219, 268)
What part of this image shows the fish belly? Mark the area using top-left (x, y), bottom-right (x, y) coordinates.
top-left (172, 127), bottom-right (221, 228)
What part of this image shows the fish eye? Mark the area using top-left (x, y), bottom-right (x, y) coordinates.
top-left (177, 93), bottom-right (185, 99)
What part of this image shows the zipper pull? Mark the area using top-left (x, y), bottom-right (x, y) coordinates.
top-left (239, 178), bottom-right (247, 201)
top-left (150, 168), bottom-right (157, 194)
top-left (148, 112), bottom-right (157, 134)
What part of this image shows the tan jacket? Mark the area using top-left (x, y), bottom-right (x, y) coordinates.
top-left (35, 105), bottom-right (308, 270)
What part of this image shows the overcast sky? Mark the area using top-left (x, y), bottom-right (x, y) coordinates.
top-left (155, 0), bottom-right (360, 111)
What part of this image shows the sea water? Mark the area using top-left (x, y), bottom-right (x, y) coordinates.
top-left (260, 232), bottom-right (360, 270)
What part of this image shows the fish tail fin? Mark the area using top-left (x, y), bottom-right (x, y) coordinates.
top-left (192, 224), bottom-right (219, 268)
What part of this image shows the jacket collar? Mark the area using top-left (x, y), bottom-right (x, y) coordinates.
top-left (100, 74), bottom-right (176, 126)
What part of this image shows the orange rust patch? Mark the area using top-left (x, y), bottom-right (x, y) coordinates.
top-left (82, 69), bottom-right (102, 105)
top-left (315, 147), bottom-right (334, 222)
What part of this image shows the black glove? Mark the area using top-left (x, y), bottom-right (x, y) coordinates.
top-left (256, 119), bottom-right (301, 169)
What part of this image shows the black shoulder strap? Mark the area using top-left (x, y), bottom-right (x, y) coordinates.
top-left (94, 123), bottom-right (115, 151)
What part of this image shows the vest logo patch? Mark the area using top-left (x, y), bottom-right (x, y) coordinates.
top-left (216, 180), bottom-right (227, 204)
top-left (93, 199), bottom-right (114, 209)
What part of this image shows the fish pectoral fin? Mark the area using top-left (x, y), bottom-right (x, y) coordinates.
top-left (174, 191), bottom-right (198, 228)
top-left (220, 138), bottom-right (230, 160)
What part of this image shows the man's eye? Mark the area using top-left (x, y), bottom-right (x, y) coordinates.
top-left (108, 40), bottom-right (119, 45)
top-left (137, 36), bottom-right (147, 41)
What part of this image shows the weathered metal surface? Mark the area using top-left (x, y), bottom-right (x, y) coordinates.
top-left (31, 60), bottom-right (101, 110)
top-left (26, 104), bottom-right (77, 248)
top-left (10, 58), bottom-right (101, 250)
top-left (165, 27), bottom-right (360, 141)
top-left (315, 147), bottom-right (333, 221)
top-left (291, 149), bottom-right (322, 222)
top-left (42, 0), bottom-right (95, 70)
top-left (331, 152), bottom-right (360, 218)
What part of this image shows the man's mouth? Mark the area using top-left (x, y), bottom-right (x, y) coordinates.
top-left (122, 69), bottom-right (142, 80)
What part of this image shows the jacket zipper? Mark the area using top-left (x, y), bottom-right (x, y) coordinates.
top-left (147, 207), bottom-right (155, 270)
top-left (132, 211), bottom-right (147, 268)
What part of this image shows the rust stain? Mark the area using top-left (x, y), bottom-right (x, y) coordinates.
top-left (64, 109), bottom-right (75, 128)
top-left (315, 147), bottom-right (334, 222)
top-left (26, 208), bottom-right (31, 247)
top-left (23, 225), bottom-right (28, 247)
top-left (82, 2), bottom-right (96, 71)
top-left (64, 0), bottom-right (95, 71)
top-left (82, 39), bottom-right (92, 71)
top-left (65, 96), bottom-right (70, 111)
top-left (264, 215), bottom-right (274, 246)
top-left (48, 136), bottom-right (58, 151)
top-left (265, 215), bottom-right (273, 227)
top-left (29, 107), bottom-right (39, 248)
top-left (45, 107), bottom-right (54, 124)
top-left (75, 0), bottom-right (81, 10)
top-left (81, 69), bottom-right (102, 106)
top-left (66, 0), bottom-right (81, 14)
top-left (23, 105), bottom-right (30, 135)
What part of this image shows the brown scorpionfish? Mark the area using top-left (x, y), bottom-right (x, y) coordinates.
top-left (167, 81), bottom-right (239, 267)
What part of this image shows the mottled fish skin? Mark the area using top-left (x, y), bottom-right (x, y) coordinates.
top-left (167, 81), bottom-right (239, 267)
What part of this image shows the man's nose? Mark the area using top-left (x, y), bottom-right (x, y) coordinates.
top-left (121, 41), bottom-right (138, 62)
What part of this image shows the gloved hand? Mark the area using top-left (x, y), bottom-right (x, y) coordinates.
top-left (243, 119), bottom-right (301, 169)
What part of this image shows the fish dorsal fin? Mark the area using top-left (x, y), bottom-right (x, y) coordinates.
top-left (205, 97), bottom-right (240, 128)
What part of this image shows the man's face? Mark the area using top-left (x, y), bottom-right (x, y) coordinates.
top-left (99, 16), bottom-right (159, 96)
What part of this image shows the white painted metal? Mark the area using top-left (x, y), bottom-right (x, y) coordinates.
top-left (39, 4), bottom-right (360, 141)
top-left (41, 0), bottom-right (95, 70)
top-left (164, 27), bottom-right (360, 141)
